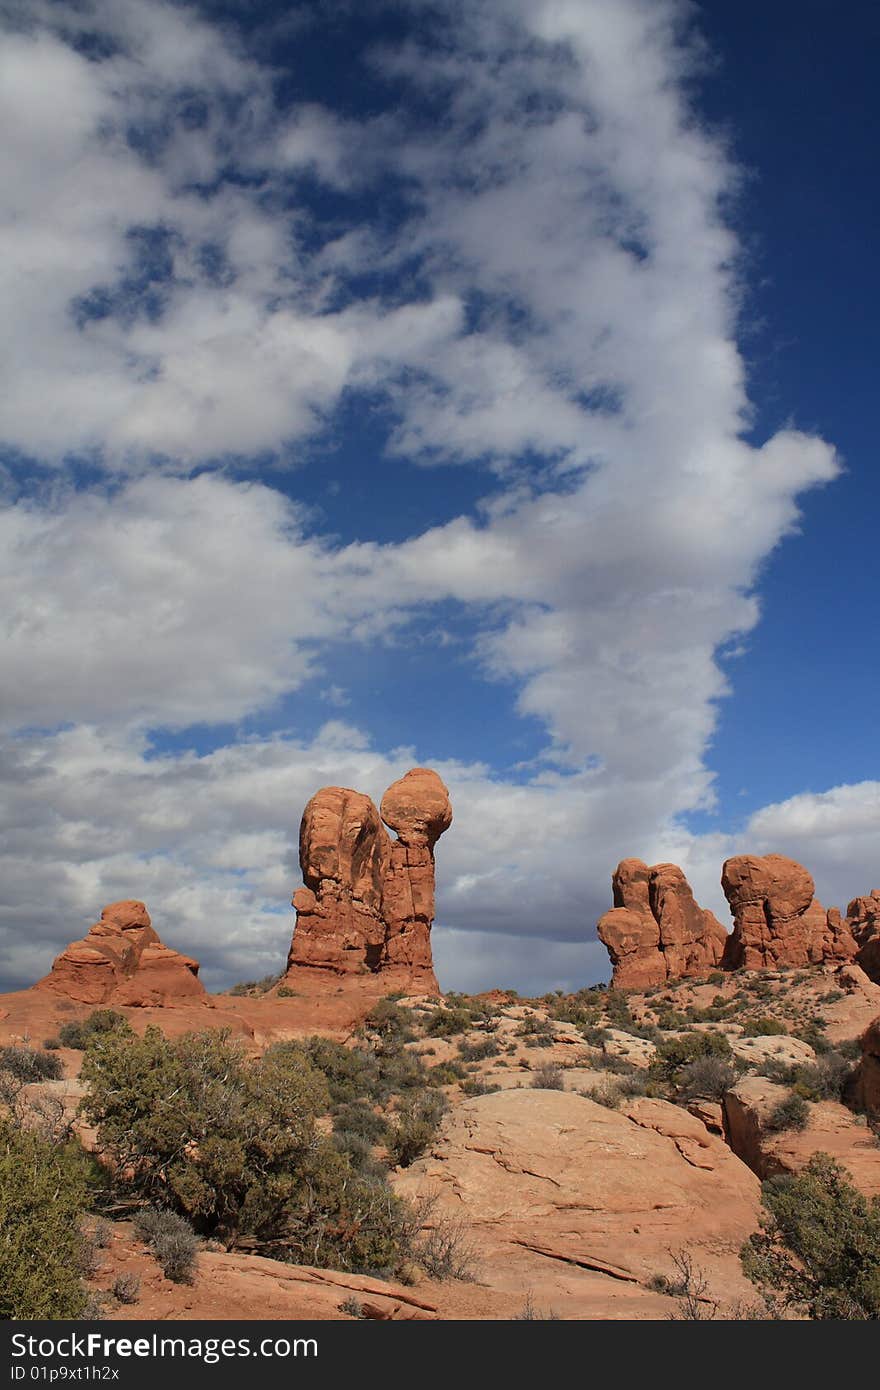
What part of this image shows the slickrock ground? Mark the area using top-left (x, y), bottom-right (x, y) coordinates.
top-left (394, 1088), bottom-right (761, 1319)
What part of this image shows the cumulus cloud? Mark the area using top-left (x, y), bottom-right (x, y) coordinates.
top-left (0, 0), bottom-right (854, 995)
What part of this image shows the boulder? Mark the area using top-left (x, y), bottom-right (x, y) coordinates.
top-left (597, 859), bottom-right (727, 989)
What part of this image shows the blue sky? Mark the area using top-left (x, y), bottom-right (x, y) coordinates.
top-left (0, 0), bottom-right (877, 995)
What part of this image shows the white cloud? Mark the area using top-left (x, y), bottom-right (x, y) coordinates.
top-left (0, 0), bottom-right (858, 997)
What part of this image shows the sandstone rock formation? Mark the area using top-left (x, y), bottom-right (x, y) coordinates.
top-left (596, 858), bottom-right (728, 989)
top-left (850, 1016), bottom-right (880, 1122)
top-left (848, 890), bottom-right (880, 981)
top-left (36, 900), bottom-right (206, 1007)
top-left (286, 767), bottom-right (451, 991)
top-left (394, 1088), bottom-right (761, 1318)
top-left (721, 854), bottom-right (859, 971)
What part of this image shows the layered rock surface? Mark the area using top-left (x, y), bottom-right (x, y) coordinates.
top-left (722, 1075), bottom-right (880, 1198)
top-left (286, 767), bottom-right (451, 991)
top-left (394, 1088), bottom-right (761, 1317)
top-left (597, 859), bottom-right (728, 989)
top-left (35, 901), bottom-right (206, 1007)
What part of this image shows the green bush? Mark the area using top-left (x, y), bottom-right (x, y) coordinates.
top-left (741, 1017), bottom-right (788, 1037)
top-left (649, 1030), bottom-right (732, 1085)
top-left (764, 1093), bottom-right (810, 1133)
top-left (676, 1055), bottom-right (737, 1102)
top-left (58, 1009), bottom-right (133, 1051)
top-left (742, 1153), bottom-right (880, 1318)
top-left (82, 1026), bottom-right (330, 1241)
top-left (81, 1025), bottom-right (427, 1278)
top-left (387, 1089), bottom-right (447, 1167)
top-left (363, 998), bottom-right (416, 1044)
top-left (331, 1101), bottom-right (388, 1144)
top-left (0, 1120), bottom-right (90, 1318)
top-left (791, 1052), bottom-right (854, 1103)
top-left (227, 973), bottom-right (282, 997)
top-left (426, 1007), bottom-right (473, 1038)
top-left (458, 1036), bottom-right (500, 1062)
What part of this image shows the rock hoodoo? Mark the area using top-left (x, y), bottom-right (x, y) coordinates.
top-left (596, 858), bottom-right (728, 990)
top-left (285, 767), bottom-right (451, 991)
top-left (597, 849), bottom-right (880, 986)
top-left (35, 900), bottom-right (206, 1007)
top-left (847, 890), bottom-right (880, 981)
top-left (720, 854), bottom-right (858, 971)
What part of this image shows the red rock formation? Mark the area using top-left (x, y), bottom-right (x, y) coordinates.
top-left (721, 854), bottom-right (858, 970)
top-left (597, 858), bottom-right (727, 989)
top-left (848, 890), bottom-right (880, 982)
top-left (850, 1016), bottom-right (880, 1120)
top-left (288, 787), bottom-right (391, 973)
top-left (286, 767), bottom-right (451, 991)
top-left (379, 769), bottom-right (452, 975)
top-left (36, 900), bottom-right (206, 1007)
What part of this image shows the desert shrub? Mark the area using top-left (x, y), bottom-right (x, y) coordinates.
top-left (531, 1063), bottom-right (564, 1090)
top-left (363, 998), bottom-right (416, 1044)
top-left (594, 1052), bottom-right (642, 1075)
top-left (0, 1119), bottom-right (89, 1318)
top-left (387, 1089), bottom-right (447, 1167)
top-left (675, 1055), bottom-right (738, 1102)
top-left (112, 1273), bottom-right (140, 1304)
top-left (339, 1294), bottom-right (364, 1317)
top-left (0, 1044), bottom-right (64, 1082)
top-left (331, 1100), bottom-right (388, 1144)
top-left (741, 1017), bottom-right (788, 1038)
top-left (82, 1027), bottom-right (330, 1242)
top-left (461, 1079), bottom-right (502, 1096)
top-left (649, 1030), bottom-right (732, 1086)
top-left (134, 1207), bottom-right (198, 1283)
top-left (793, 1019), bottom-right (831, 1052)
top-left (654, 1009), bottom-right (691, 1031)
top-left (707, 972), bottom-right (726, 986)
top-left (515, 1012), bottom-right (555, 1040)
top-left (58, 1009), bottom-right (133, 1051)
top-left (742, 1153), bottom-right (880, 1318)
top-left (548, 989), bottom-right (603, 1028)
top-left (331, 1130), bottom-right (387, 1182)
top-left (514, 1293), bottom-right (560, 1319)
top-left (277, 986), bottom-right (297, 998)
top-left (582, 1024), bottom-right (610, 1047)
top-left (458, 1036), bottom-right (500, 1062)
top-left (416, 1210), bottom-right (477, 1281)
top-left (426, 1007), bottom-right (473, 1037)
top-left (428, 1061), bottom-right (467, 1085)
top-left (284, 1036), bottom-right (380, 1106)
top-left (226, 973), bottom-right (282, 997)
top-left (791, 1051), bottom-right (854, 1103)
top-left (764, 1093), bottom-right (810, 1133)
